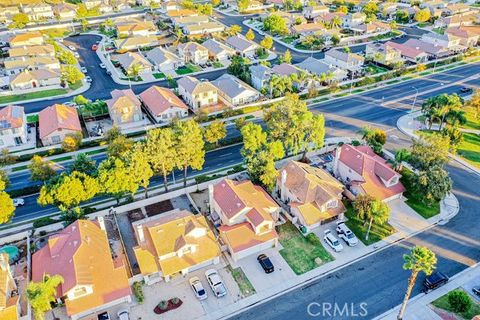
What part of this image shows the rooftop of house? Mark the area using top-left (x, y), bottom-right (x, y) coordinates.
top-left (106, 89), bottom-right (142, 113)
top-left (145, 47), bottom-right (180, 64)
top-left (218, 222), bottom-right (278, 253)
top-left (139, 85), bottom-right (188, 115)
top-left (178, 76), bottom-right (217, 95)
top-left (38, 104), bottom-right (81, 139)
top-left (9, 32), bottom-right (44, 45)
top-left (116, 20), bottom-right (157, 33)
top-left (325, 48), bottom-right (365, 63)
top-left (446, 26), bottom-right (480, 38)
top-left (166, 9), bottom-right (198, 18)
top-left (0, 252), bottom-right (17, 318)
top-left (10, 68), bottom-right (60, 85)
top-left (202, 39), bottom-right (236, 56)
top-left (225, 35), bottom-right (259, 52)
top-left (177, 41), bottom-right (208, 53)
top-left (114, 35), bottom-right (159, 48)
top-left (0, 105), bottom-right (24, 131)
top-left (296, 57), bottom-right (344, 76)
top-left (3, 56), bottom-right (59, 70)
top-left (385, 41), bottom-right (428, 59)
top-left (211, 74), bottom-right (258, 99)
top-left (114, 51), bottom-right (153, 69)
top-left (250, 64), bottom-right (272, 80)
top-left (8, 44), bottom-right (55, 57)
top-left (32, 220), bottom-right (131, 317)
top-left (272, 63), bottom-right (304, 77)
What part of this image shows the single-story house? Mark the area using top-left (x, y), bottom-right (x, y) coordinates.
top-left (202, 39), bottom-right (236, 61)
top-left (145, 47), bottom-right (183, 71)
top-left (39, 104), bottom-right (82, 146)
top-left (211, 74), bottom-right (260, 106)
top-left (226, 35), bottom-right (259, 58)
top-left (114, 36), bottom-right (159, 51)
top-left (384, 41), bottom-right (429, 63)
top-left (9, 69), bottom-right (61, 91)
top-left (114, 52), bottom-right (153, 74)
top-left (139, 85), bottom-right (189, 122)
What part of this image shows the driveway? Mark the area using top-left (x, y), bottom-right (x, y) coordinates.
top-left (236, 247), bottom-right (295, 292)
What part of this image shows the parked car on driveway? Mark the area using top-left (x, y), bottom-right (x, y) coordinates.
top-left (324, 230), bottom-right (343, 252)
top-left (336, 222), bottom-right (358, 246)
top-left (189, 276), bottom-right (207, 300)
top-left (257, 254), bottom-right (274, 273)
top-left (205, 269), bottom-right (227, 298)
top-left (423, 271), bottom-right (449, 293)
top-left (68, 45), bottom-right (76, 51)
top-left (85, 76), bottom-right (92, 82)
top-left (117, 310), bottom-right (130, 320)
top-left (13, 198), bottom-right (24, 207)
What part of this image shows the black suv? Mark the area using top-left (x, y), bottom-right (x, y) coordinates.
top-left (257, 254), bottom-right (274, 273)
top-left (460, 87), bottom-right (473, 94)
top-left (423, 271), bottom-right (449, 293)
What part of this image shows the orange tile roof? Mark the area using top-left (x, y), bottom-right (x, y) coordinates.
top-left (166, 9), bottom-right (197, 17)
top-left (219, 222), bottom-right (277, 253)
top-left (38, 104), bottom-right (81, 139)
top-left (139, 86), bottom-right (188, 116)
top-left (0, 253), bottom-right (18, 320)
top-left (32, 220), bottom-right (131, 317)
top-left (0, 105), bottom-right (24, 130)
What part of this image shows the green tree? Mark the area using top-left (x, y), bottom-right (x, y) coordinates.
top-left (415, 9), bottom-right (431, 23)
top-left (395, 9), bottom-right (409, 23)
top-left (393, 148), bottom-right (411, 171)
top-left (228, 24), bottom-right (242, 36)
top-left (61, 132), bottom-right (83, 152)
top-left (125, 144), bottom-right (154, 199)
top-left (421, 93), bottom-right (463, 130)
top-left (27, 274), bottom-right (64, 320)
top-left (9, 13), bottom-right (29, 29)
top-left (237, 0), bottom-right (251, 13)
top-left (268, 74), bottom-right (294, 98)
top-left (73, 95), bottom-right (90, 105)
top-left (260, 36), bottom-right (274, 50)
top-left (362, 2), bottom-right (378, 17)
top-left (280, 49), bottom-right (292, 64)
top-left (353, 194), bottom-right (375, 222)
top-left (398, 246), bottom-right (437, 320)
top-left (104, 126), bottom-right (122, 143)
top-left (447, 290), bottom-right (472, 313)
top-left (0, 191), bottom-right (14, 224)
top-left (212, 0), bottom-right (221, 6)
top-left (81, 18), bottom-right (89, 31)
top-left (127, 63), bottom-right (142, 81)
top-left (97, 158), bottom-right (139, 203)
top-left (204, 120), bottom-right (227, 146)
top-left (29, 155), bottom-right (56, 182)
top-left (173, 120), bottom-right (205, 187)
top-left (410, 135), bottom-right (450, 170)
top-left (57, 49), bottom-right (77, 65)
top-left (107, 135), bottom-right (134, 159)
top-left (467, 89), bottom-right (480, 120)
top-left (0, 149), bottom-right (18, 166)
top-left (361, 126), bottom-right (387, 154)
top-left (70, 153), bottom-right (97, 176)
top-left (241, 123), bottom-right (284, 190)
top-left (246, 28), bottom-right (255, 41)
top-left (331, 34), bottom-right (340, 45)
top-left (38, 171), bottom-right (99, 211)
top-left (61, 65), bottom-right (84, 85)
top-left (227, 56), bottom-right (251, 83)
top-left (263, 14), bottom-right (289, 36)
top-left (365, 200), bottom-right (390, 240)
top-left (144, 128), bottom-right (177, 192)
top-left (414, 166), bottom-right (452, 205)
top-left (76, 4), bottom-right (88, 18)
top-left (0, 170), bottom-right (9, 190)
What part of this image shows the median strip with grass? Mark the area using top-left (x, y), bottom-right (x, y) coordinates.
top-left (431, 288), bottom-right (480, 320)
top-left (0, 88), bottom-right (68, 104)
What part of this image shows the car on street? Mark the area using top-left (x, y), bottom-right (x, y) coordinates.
top-left (423, 271), bottom-right (449, 292)
top-left (73, 52), bottom-right (79, 58)
top-left (257, 254), bottom-right (274, 273)
top-left (68, 45), bottom-right (76, 51)
top-left (85, 76), bottom-right (92, 82)
top-left (63, 102), bottom-right (77, 107)
top-left (472, 286), bottom-right (480, 297)
top-left (324, 230), bottom-right (343, 252)
top-left (80, 67), bottom-right (87, 73)
top-left (99, 63), bottom-right (106, 69)
top-left (117, 309), bottom-right (130, 320)
top-left (205, 269), bottom-right (227, 298)
top-left (13, 198), bottom-right (25, 207)
top-left (336, 222), bottom-right (358, 246)
top-left (189, 276), bottom-right (208, 300)
top-left (460, 87), bottom-right (473, 94)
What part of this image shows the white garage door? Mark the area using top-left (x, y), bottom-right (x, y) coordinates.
top-left (234, 239), bottom-right (276, 261)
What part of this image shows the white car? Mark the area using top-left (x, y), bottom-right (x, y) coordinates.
top-left (73, 52), bottom-right (80, 58)
top-left (63, 102), bottom-right (77, 107)
top-left (68, 45), bottom-right (76, 51)
top-left (99, 63), bottom-right (106, 69)
top-left (13, 198), bottom-right (24, 207)
top-left (336, 222), bottom-right (358, 246)
top-left (85, 76), bottom-right (92, 82)
top-left (117, 310), bottom-right (129, 320)
top-left (324, 230), bottom-right (343, 252)
top-left (80, 67), bottom-right (87, 73)
top-left (189, 276), bottom-right (207, 300)
top-left (205, 269), bottom-right (227, 298)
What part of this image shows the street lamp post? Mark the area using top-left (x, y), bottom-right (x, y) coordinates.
top-left (411, 86), bottom-right (419, 112)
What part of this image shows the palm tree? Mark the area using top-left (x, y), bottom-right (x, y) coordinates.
top-left (27, 274), bottom-right (64, 320)
top-left (127, 63), bottom-right (142, 87)
top-left (397, 246), bottom-right (437, 320)
top-left (331, 16), bottom-right (342, 29)
top-left (365, 200), bottom-right (390, 240)
top-left (446, 109), bottom-right (467, 128)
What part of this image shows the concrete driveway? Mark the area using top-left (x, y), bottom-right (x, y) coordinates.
top-left (236, 247), bottom-right (295, 292)
top-left (463, 275), bottom-right (480, 302)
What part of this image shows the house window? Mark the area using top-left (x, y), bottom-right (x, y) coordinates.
top-left (390, 176), bottom-right (398, 185)
top-left (51, 135), bottom-right (61, 144)
top-left (203, 92), bottom-right (208, 98)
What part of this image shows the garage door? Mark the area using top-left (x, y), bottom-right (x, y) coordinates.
top-left (234, 239), bottom-right (276, 261)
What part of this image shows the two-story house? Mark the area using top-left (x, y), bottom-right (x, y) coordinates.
top-left (21, 3), bottom-right (54, 21)
top-left (133, 209), bottom-right (221, 284)
top-left (225, 35), bottom-right (259, 58)
top-left (324, 49), bottom-right (365, 74)
top-left (302, 5), bottom-right (329, 19)
top-left (116, 20), bottom-right (158, 38)
top-left (177, 76), bottom-right (218, 111)
top-left (250, 64), bottom-right (272, 91)
top-left (177, 42), bottom-right (209, 65)
top-left (106, 89), bottom-right (143, 128)
top-left (9, 32), bottom-right (44, 48)
top-left (209, 178), bottom-right (280, 261)
top-left (0, 105), bottom-right (28, 148)
top-left (365, 42), bottom-right (403, 65)
top-left (211, 74), bottom-right (260, 107)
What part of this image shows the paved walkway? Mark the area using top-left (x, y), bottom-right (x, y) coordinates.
top-left (375, 263), bottom-right (480, 320)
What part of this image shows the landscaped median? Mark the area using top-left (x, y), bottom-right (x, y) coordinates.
top-left (431, 288), bottom-right (480, 319)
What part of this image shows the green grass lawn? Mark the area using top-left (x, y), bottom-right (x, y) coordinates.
top-left (344, 202), bottom-right (395, 246)
top-left (257, 52), bottom-right (269, 60)
top-left (462, 106), bottom-right (480, 131)
top-left (0, 88), bottom-right (68, 104)
top-left (281, 36), bottom-right (295, 44)
top-left (153, 72), bottom-right (166, 79)
top-left (457, 132), bottom-right (480, 169)
top-left (431, 288), bottom-right (480, 319)
top-left (175, 64), bottom-right (202, 75)
top-left (277, 222), bottom-right (333, 275)
top-left (69, 81), bottom-right (83, 90)
top-left (213, 61), bottom-right (224, 68)
top-left (26, 114), bottom-right (39, 124)
top-left (365, 63), bottom-right (389, 75)
top-left (400, 168), bottom-right (440, 218)
top-left (228, 266), bottom-right (255, 297)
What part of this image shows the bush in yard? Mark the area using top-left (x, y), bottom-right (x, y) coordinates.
top-left (33, 217), bottom-right (57, 228)
top-left (306, 233), bottom-right (321, 246)
top-left (447, 290), bottom-right (472, 313)
top-left (132, 281), bottom-right (144, 303)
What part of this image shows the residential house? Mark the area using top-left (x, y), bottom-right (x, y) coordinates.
top-left (324, 49), bottom-right (365, 73)
top-left (403, 38), bottom-right (451, 58)
top-left (384, 41), bottom-right (429, 63)
top-left (8, 44), bottom-right (55, 58)
top-left (272, 63), bottom-right (310, 88)
top-left (9, 69), bottom-right (61, 91)
top-left (21, 3), bottom-right (54, 21)
top-left (116, 20), bottom-right (158, 37)
top-left (137, 0), bottom-right (162, 6)
top-left (226, 35), bottom-right (259, 58)
top-left (0, 6), bottom-right (20, 24)
top-left (296, 57), bottom-right (348, 82)
top-left (39, 104), bottom-right (82, 146)
top-left (276, 161), bottom-right (346, 231)
top-left (421, 32), bottom-right (465, 51)
top-left (0, 105), bottom-right (28, 148)
top-left (83, 0), bottom-right (104, 10)
top-left (0, 253), bottom-right (20, 320)
top-left (106, 89), bottom-right (143, 127)
top-left (445, 26), bottom-right (480, 47)
top-left (291, 23), bottom-right (326, 36)
top-left (114, 35), bottom-right (159, 51)
top-left (4, 56), bottom-right (61, 75)
top-left (444, 3), bottom-right (471, 16)
top-left (53, 3), bottom-right (77, 20)
top-left (98, 3), bottom-right (114, 13)
top-left (166, 9), bottom-right (198, 18)
top-left (177, 42), bottom-right (209, 65)
top-left (210, 178), bottom-right (280, 261)
top-left (114, 0), bottom-right (133, 11)
top-left (9, 32), bottom-right (44, 47)
top-left (239, 0), bottom-right (266, 12)
top-left (250, 64), bottom-right (272, 91)
top-left (145, 47), bottom-right (183, 72)
top-left (352, 21), bottom-right (391, 34)
top-left (202, 39), bottom-right (236, 61)
top-left (211, 74), bottom-right (260, 106)
top-left (177, 76), bottom-right (218, 111)
top-left (434, 12), bottom-right (479, 28)
top-left (161, 2), bottom-right (181, 12)
top-left (342, 12), bottom-right (366, 28)
top-left (274, 11), bottom-right (307, 26)
top-left (303, 5), bottom-right (329, 19)
top-left (182, 21), bottom-right (225, 35)
top-left (114, 52), bottom-right (153, 75)
top-left (365, 42), bottom-right (403, 65)
top-left (133, 209), bottom-right (221, 284)
top-left (314, 12), bottom-right (346, 25)
top-left (173, 15), bottom-right (210, 28)
top-left (333, 144), bottom-right (405, 202)
top-left (139, 86), bottom-right (189, 122)
top-left (32, 219), bottom-right (132, 320)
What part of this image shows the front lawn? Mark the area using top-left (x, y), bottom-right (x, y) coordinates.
top-left (400, 168), bottom-right (440, 218)
top-left (344, 202), bottom-right (395, 246)
top-left (365, 63), bottom-right (389, 75)
top-left (213, 61), bottom-right (224, 68)
top-left (26, 114), bottom-right (39, 124)
top-left (281, 36), bottom-right (297, 44)
top-left (462, 106), bottom-right (480, 131)
top-left (457, 132), bottom-right (480, 169)
top-left (0, 88), bottom-right (68, 104)
top-left (69, 81), bottom-right (83, 90)
top-left (175, 64), bottom-right (202, 75)
top-left (153, 72), bottom-right (166, 79)
top-left (228, 266), bottom-right (255, 298)
top-left (431, 288), bottom-right (480, 320)
top-left (277, 222), bottom-right (333, 275)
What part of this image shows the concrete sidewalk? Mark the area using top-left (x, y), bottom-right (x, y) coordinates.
top-left (376, 263), bottom-right (480, 320)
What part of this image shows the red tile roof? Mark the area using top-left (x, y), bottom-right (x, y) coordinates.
top-left (38, 104), bottom-right (81, 139)
top-left (139, 86), bottom-right (188, 116)
top-left (0, 105), bottom-right (24, 130)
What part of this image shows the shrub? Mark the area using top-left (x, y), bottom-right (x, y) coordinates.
top-left (351, 140), bottom-right (361, 146)
top-left (157, 300), bottom-right (168, 310)
top-left (132, 281), bottom-right (144, 303)
top-left (306, 233), bottom-right (321, 246)
top-left (33, 217), bottom-right (57, 228)
top-left (447, 290), bottom-right (471, 313)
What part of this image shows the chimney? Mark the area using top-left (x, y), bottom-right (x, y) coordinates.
top-left (280, 169), bottom-right (287, 201)
top-left (208, 184), bottom-right (214, 214)
top-left (97, 216), bottom-right (106, 231)
top-left (137, 224), bottom-right (145, 242)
